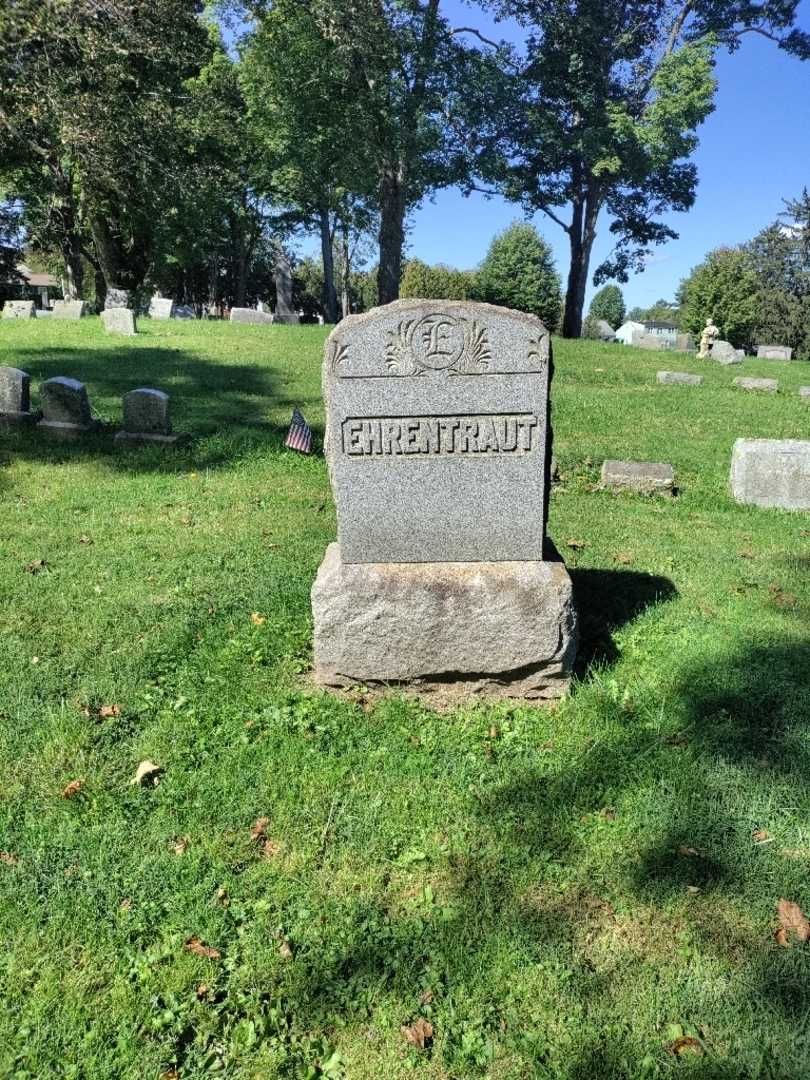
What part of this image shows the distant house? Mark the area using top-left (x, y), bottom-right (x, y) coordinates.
top-left (616, 319), bottom-right (678, 347)
top-left (0, 263), bottom-right (60, 309)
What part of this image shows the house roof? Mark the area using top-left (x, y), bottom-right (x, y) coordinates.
top-left (16, 263), bottom-right (58, 287)
top-left (644, 320), bottom-right (678, 331)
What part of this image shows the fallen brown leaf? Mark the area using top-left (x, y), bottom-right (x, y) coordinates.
top-left (668, 1036), bottom-right (704, 1057)
top-left (24, 559), bottom-right (48, 574)
top-left (678, 845), bottom-right (700, 857)
top-left (277, 939), bottom-right (294, 960)
top-left (98, 704), bottom-right (121, 718)
top-left (61, 779), bottom-right (84, 799)
top-left (184, 937), bottom-right (221, 960)
top-left (566, 538), bottom-right (586, 550)
top-left (0, 851), bottom-right (19, 866)
top-left (752, 829), bottom-right (770, 843)
top-left (263, 838), bottom-right (282, 858)
top-left (419, 989), bottom-right (434, 1006)
top-left (615, 552), bottom-right (633, 565)
top-left (173, 836), bottom-right (190, 855)
top-left (401, 1017), bottom-right (434, 1050)
top-left (250, 816), bottom-right (270, 841)
top-left (686, 885), bottom-right (701, 895)
top-left (776, 898), bottom-right (810, 947)
top-left (250, 612), bottom-right (266, 626)
top-left (78, 535), bottom-right (93, 545)
top-left (196, 983), bottom-right (209, 1000)
top-left (130, 760), bottom-right (161, 786)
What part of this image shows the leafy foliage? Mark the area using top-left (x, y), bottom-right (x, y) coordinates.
top-left (628, 299), bottom-right (682, 327)
top-left (589, 285), bottom-right (625, 330)
top-left (476, 222), bottom-right (562, 326)
top-left (400, 259), bottom-right (476, 300)
top-left (745, 202), bottom-right (810, 359)
top-left (677, 246), bottom-right (760, 348)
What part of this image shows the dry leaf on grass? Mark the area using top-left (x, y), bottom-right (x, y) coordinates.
top-left (668, 1036), bottom-right (704, 1056)
top-left (678, 845), bottom-right (700, 857)
top-left (78, 535), bottom-right (93, 545)
top-left (686, 885), bottom-right (701, 895)
top-left (401, 1018), bottom-right (434, 1049)
top-left (250, 612), bottom-right (266, 626)
top-left (24, 559), bottom-right (47, 574)
top-left (0, 851), bottom-right (19, 866)
top-left (277, 939), bottom-right (294, 960)
top-left (130, 760), bottom-right (162, 786)
top-left (615, 552), bottom-right (633, 565)
top-left (566, 538), bottom-right (586, 550)
top-left (98, 704), bottom-right (121, 718)
top-left (250, 816), bottom-right (270, 841)
top-left (196, 983), bottom-right (209, 1000)
top-left (775, 898), bottom-right (810, 947)
top-left (263, 839), bottom-right (282, 858)
top-left (61, 779), bottom-right (84, 799)
top-left (173, 837), bottom-right (189, 855)
top-left (184, 937), bottom-right (221, 960)
top-left (752, 829), bottom-right (771, 843)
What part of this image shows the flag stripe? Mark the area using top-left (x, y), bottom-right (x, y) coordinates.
top-left (285, 407), bottom-right (313, 454)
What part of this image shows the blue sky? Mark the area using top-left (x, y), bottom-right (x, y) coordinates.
top-left (403, 0), bottom-right (810, 312)
top-left (286, 1), bottom-right (810, 312)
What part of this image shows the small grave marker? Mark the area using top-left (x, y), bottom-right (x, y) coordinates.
top-left (601, 459), bottom-right (675, 495)
top-left (37, 377), bottom-right (98, 439)
top-left (731, 439), bottom-right (810, 509)
top-left (733, 377), bottom-right (778, 393)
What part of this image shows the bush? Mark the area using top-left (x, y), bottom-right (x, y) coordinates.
top-left (476, 221), bottom-right (562, 328)
top-left (588, 284), bottom-right (625, 329)
top-left (400, 259), bottom-right (477, 300)
top-left (677, 247), bottom-right (760, 350)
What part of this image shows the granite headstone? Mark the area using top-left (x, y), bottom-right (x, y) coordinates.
top-left (757, 344), bottom-right (793, 361)
top-left (311, 299), bottom-right (577, 700)
top-left (116, 388), bottom-right (184, 446)
top-left (708, 339), bottom-right (742, 365)
top-left (0, 366), bottom-right (37, 423)
top-left (657, 371), bottom-right (703, 386)
top-left (230, 307), bottom-right (274, 325)
top-left (733, 377), bottom-right (778, 393)
top-left (731, 439), bottom-right (810, 509)
top-left (101, 308), bottom-right (137, 335)
top-left (3, 300), bottom-right (36, 319)
top-left (51, 300), bottom-right (87, 320)
top-left (38, 377), bottom-right (97, 438)
top-left (149, 297), bottom-right (175, 320)
top-left (601, 459), bottom-right (675, 495)
top-left (273, 249), bottom-right (300, 325)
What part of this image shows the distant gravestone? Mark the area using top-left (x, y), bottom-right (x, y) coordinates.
top-left (51, 300), bottom-right (87, 320)
top-left (38, 377), bottom-right (98, 439)
top-left (601, 459), bottom-right (675, 495)
top-left (676, 333), bottom-right (695, 352)
top-left (757, 344), bottom-right (793, 361)
top-left (101, 308), bottom-right (137, 336)
top-left (3, 300), bottom-right (36, 320)
top-left (116, 388), bottom-right (184, 447)
top-left (230, 307), bottom-right (274, 325)
top-left (273, 250), bottom-right (300, 324)
top-left (311, 299), bottom-right (577, 700)
top-left (173, 304), bottom-right (195, 319)
top-left (0, 366), bottom-right (37, 424)
top-left (708, 340), bottom-right (742, 365)
top-left (799, 386), bottom-right (810, 401)
top-left (594, 319), bottom-right (615, 341)
top-left (731, 439), bottom-right (810, 509)
top-left (149, 297), bottom-right (175, 320)
top-left (733, 376), bottom-right (778, 393)
top-left (634, 333), bottom-right (670, 351)
top-left (657, 371), bottom-right (703, 386)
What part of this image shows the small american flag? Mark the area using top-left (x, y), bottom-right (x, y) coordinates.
top-left (284, 407), bottom-right (313, 454)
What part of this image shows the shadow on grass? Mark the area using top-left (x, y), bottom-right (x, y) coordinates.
top-left (0, 346), bottom-right (323, 474)
top-left (571, 567), bottom-right (678, 673)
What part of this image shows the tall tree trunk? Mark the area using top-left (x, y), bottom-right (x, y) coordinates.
top-left (340, 215), bottom-right (351, 320)
top-left (319, 206), bottom-right (338, 323)
top-left (60, 232), bottom-right (84, 300)
top-left (561, 189), bottom-right (600, 338)
top-left (235, 222), bottom-right (248, 307)
top-left (94, 267), bottom-right (107, 311)
top-left (377, 165), bottom-right (405, 305)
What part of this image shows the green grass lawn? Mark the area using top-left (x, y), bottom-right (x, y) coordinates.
top-left (1, 316), bottom-right (809, 1079)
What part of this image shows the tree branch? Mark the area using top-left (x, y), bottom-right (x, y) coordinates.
top-left (450, 26), bottom-right (503, 51)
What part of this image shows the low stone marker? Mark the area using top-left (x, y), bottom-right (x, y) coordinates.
top-left (657, 371), bottom-right (703, 386)
top-left (601, 459), bottom-right (675, 495)
top-left (101, 308), bottom-right (137, 335)
top-left (115, 388), bottom-right (185, 446)
top-left (634, 333), bottom-right (671, 351)
top-left (230, 307), bottom-right (274, 325)
top-left (709, 340), bottom-right (743, 365)
top-left (37, 377), bottom-right (98, 439)
top-left (676, 333), bottom-right (695, 352)
top-left (311, 299), bottom-right (577, 700)
top-left (149, 297), bottom-right (175, 320)
top-left (733, 377), bottom-right (778, 393)
top-left (51, 300), bottom-right (87, 319)
top-left (757, 344), bottom-right (793, 361)
top-left (731, 439), bottom-right (810, 509)
top-left (174, 304), bottom-right (195, 319)
top-left (3, 300), bottom-right (36, 319)
top-left (0, 366), bottom-right (38, 424)
top-left (799, 386), bottom-right (810, 401)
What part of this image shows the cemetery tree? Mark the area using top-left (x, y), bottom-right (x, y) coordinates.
top-left (473, 0), bottom-right (810, 337)
top-left (746, 203), bottom-right (810, 359)
top-left (0, 0), bottom-right (214, 302)
top-left (476, 222), bottom-right (562, 327)
top-left (0, 200), bottom-right (21, 286)
top-left (589, 285), bottom-right (625, 329)
top-left (677, 246), bottom-right (760, 349)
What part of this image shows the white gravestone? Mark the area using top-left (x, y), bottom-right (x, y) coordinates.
top-left (52, 300), bottom-right (87, 319)
top-left (3, 300), bottom-right (36, 319)
top-left (731, 439), bottom-right (810, 510)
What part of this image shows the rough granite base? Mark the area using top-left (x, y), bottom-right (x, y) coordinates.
top-left (311, 542), bottom-right (577, 702)
top-left (114, 431), bottom-right (186, 447)
top-left (0, 410), bottom-right (39, 425)
top-left (37, 419), bottom-right (100, 440)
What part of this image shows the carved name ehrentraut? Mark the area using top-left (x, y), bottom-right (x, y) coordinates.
top-left (342, 413), bottom-right (540, 457)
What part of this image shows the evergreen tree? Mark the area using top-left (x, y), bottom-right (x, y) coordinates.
top-left (589, 285), bottom-right (625, 329)
top-left (677, 247), bottom-right (759, 349)
top-left (476, 222), bottom-right (562, 327)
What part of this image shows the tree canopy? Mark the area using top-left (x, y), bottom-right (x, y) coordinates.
top-left (476, 221), bottom-right (562, 326)
top-left (589, 285), bottom-right (625, 329)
